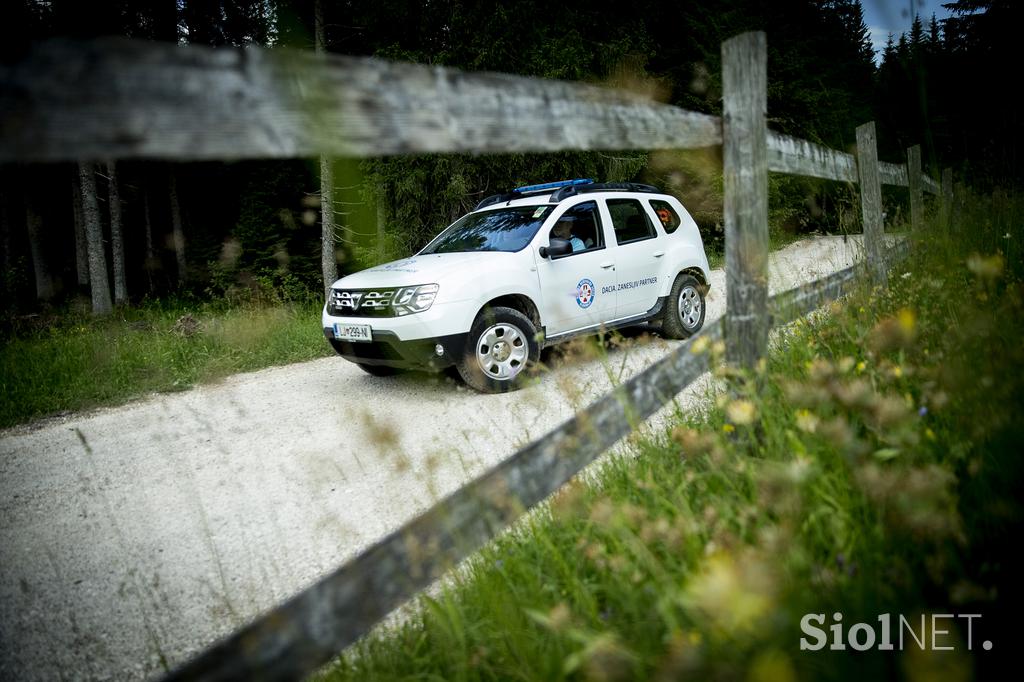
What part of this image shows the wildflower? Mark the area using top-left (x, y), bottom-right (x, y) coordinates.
top-left (869, 310), bottom-right (916, 353)
top-left (897, 309), bottom-right (916, 335)
top-left (925, 428), bottom-right (936, 441)
top-left (547, 602), bottom-right (572, 631)
top-left (966, 253), bottom-right (1004, 280)
top-left (893, 366), bottom-right (903, 378)
top-left (722, 424), bottom-right (735, 434)
top-left (918, 406), bottom-right (928, 417)
top-left (726, 400), bottom-right (758, 425)
top-left (1003, 232), bottom-right (1011, 240)
top-left (690, 336), bottom-right (711, 354)
top-left (901, 271), bottom-right (912, 279)
top-left (856, 361), bottom-right (866, 372)
top-left (795, 409), bottom-right (819, 433)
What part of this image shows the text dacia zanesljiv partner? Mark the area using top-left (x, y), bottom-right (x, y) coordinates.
top-left (322, 179), bottom-right (710, 393)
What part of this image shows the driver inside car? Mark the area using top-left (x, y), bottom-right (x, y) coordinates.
top-left (552, 217), bottom-right (585, 252)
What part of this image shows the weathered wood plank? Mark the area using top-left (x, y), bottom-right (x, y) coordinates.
top-left (907, 145), bottom-right (924, 230)
top-left (856, 122), bottom-right (885, 284)
top-left (0, 38), bottom-right (722, 162)
top-left (766, 131), bottom-right (857, 182)
top-left (878, 161), bottom-right (908, 186)
top-left (162, 318), bottom-right (723, 682)
top-left (722, 32), bottom-right (769, 369)
top-left (922, 173), bottom-right (942, 196)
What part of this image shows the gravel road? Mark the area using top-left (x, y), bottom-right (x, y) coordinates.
top-left (0, 235), bottom-right (878, 680)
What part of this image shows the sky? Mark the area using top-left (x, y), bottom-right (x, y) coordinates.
top-left (861, 0), bottom-right (957, 63)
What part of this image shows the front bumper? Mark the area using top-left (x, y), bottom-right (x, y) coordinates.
top-left (324, 327), bottom-right (467, 371)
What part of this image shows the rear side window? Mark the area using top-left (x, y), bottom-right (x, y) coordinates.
top-left (607, 199), bottom-right (656, 245)
top-left (649, 200), bottom-right (681, 234)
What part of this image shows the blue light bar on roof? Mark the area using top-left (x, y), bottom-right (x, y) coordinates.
top-left (513, 179), bottom-right (594, 194)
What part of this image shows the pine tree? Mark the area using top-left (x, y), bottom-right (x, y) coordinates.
top-left (106, 161), bottom-right (128, 306)
top-left (78, 163), bottom-right (112, 315)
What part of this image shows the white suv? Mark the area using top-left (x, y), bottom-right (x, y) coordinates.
top-left (322, 179), bottom-right (710, 392)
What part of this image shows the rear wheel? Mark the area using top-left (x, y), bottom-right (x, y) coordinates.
top-left (456, 306), bottom-right (540, 393)
top-left (662, 274), bottom-right (705, 339)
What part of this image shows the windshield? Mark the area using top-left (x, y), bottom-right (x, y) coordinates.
top-left (419, 205), bottom-right (554, 254)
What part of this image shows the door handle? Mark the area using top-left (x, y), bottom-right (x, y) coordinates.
top-left (600, 261), bottom-right (615, 269)
top-left (653, 250), bottom-right (665, 258)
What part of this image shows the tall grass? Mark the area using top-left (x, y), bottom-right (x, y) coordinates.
top-left (0, 296), bottom-right (330, 429)
top-left (323, 190), bottom-right (1022, 681)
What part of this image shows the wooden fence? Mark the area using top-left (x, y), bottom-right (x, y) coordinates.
top-left (1, 31), bottom-right (949, 681)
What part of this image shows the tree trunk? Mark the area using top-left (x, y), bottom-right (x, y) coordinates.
top-left (78, 163), bottom-right (112, 314)
top-left (168, 170), bottom-right (186, 287)
top-left (1, 186), bottom-right (10, 276)
top-left (315, 0), bottom-right (337, 299)
top-left (72, 170), bottom-right (89, 287)
top-left (376, 185), bottom-right (387, 262)
top-left (25, 197), bottom-right (55, 301)
top-left (143, 184), bottom-right (156, 293)
top-left (106, 160), bottom-right (128, 305)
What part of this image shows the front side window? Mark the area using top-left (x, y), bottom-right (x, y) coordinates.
top-left (420, 205), bottom-right (554, 254)
top-left (547, 201), bottom-right (604, 257)
top-left (607, 199), bottom-right (656, 244)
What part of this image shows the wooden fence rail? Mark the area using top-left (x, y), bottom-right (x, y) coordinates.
top-left (0, 30), bottom-right (948, 682)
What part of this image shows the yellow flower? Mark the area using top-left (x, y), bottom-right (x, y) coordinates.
top-left (893, 366), bottom-right (903, 378)
top-left (966, 253), bottom-right (1005, 280)
top-left (897, 309), bottom-right (916, 335)
top-left (722, 424), bottom-right (735, 433)
top-left (691, 336), bottom-right (711, 354)
top-left (856, 361), bottom-right (866, 372)
top-left (727, 400), bottom-right (758, 426)
top-left (795, 409), bottom-right (819, 433)
top-left (925, 428), bottom-right (936, 441)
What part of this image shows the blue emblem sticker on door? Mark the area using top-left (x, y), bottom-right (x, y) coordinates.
top-left (576, 278), bottom-right (595, 309)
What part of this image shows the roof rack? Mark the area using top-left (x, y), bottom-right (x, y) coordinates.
top-left (549, 182), bottom-right (661, 202)
top-left (473, 179), bottom-right (662, 210)
top-left (474, 178), bottom-right (595, 210)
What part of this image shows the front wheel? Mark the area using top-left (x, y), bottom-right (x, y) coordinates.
top-left (661, 274), bottom-right (705, 339)
top-left (456, 306), bottom-right (540, 393)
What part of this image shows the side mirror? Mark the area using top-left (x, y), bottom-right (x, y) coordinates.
top-left (545, 238), bottom-right (572, 258)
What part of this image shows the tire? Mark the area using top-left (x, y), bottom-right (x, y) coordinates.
top-left (355, 362), bottom-right (403, 377)
top-left (456, 306), bottom-right (540, 393)
top-left (661, 274), bottom-right (705, 339)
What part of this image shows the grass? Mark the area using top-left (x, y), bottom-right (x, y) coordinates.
top-left (0, 295), bottom-right (331, 429)
top-left (321, 190), bottom-right (1022, 681)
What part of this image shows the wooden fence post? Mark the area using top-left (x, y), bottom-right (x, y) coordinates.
top-left (856, 122), bottom-right (885, 284)
top-left (907, 145), bottom-right (923, 230)
top-left (722, 31), bottom-right (769, 370)
top-left (942, 168), bottom-right (953, 230)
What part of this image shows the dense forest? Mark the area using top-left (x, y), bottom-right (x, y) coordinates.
top-left (0, 0), bottom-right (1019, 317)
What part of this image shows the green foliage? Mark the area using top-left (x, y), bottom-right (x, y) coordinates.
top-left (321, 192), bottom-right (1023, 680)
top-left (0, 295), bottom-right (330, 428)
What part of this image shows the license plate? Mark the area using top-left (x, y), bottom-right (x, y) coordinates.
top-left (334, 323), bottom-right (372, 342)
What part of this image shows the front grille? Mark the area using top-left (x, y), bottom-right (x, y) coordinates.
top-left (328, 288), bottom-right (398, 317)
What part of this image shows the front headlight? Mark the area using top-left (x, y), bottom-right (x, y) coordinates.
top-left (392, 284), bottom-right (439, 315)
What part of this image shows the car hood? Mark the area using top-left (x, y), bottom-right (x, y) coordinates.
top-left (332, 251), bottom-right (525, 291)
